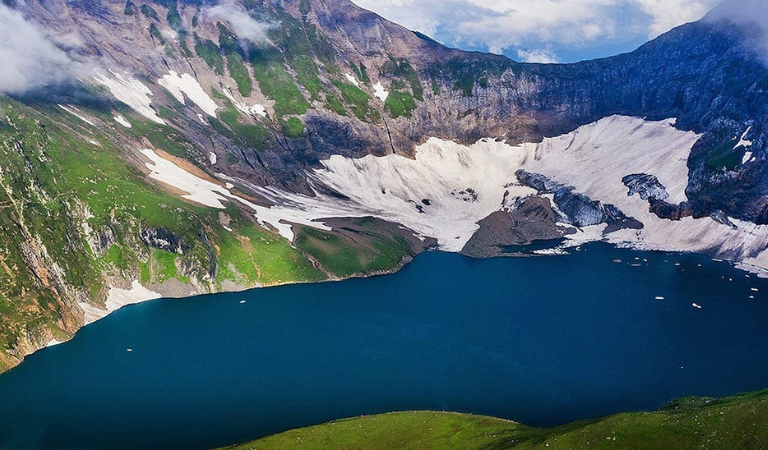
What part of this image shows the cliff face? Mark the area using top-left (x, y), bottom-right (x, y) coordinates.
top-left (1, 0), bottom-right (767, 370)
top-left (17, 0), bottom-right (768, 213)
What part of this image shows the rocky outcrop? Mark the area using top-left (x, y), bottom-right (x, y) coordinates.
top-left (140, 228), bottom-right (187, 254)
top-left (516, 170), bottom-right (643, 231)
top-left (623, 174), bottom-right (670, 202)
top-left (461, 197), bottom-right (574, 258)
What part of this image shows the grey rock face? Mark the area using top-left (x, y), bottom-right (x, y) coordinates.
top-left (140, 228), bottom-right (186, 254)
top-left (623, 174), bottom-right (670, 201)
top-left (461, 197), bottom-right (573, 258)
top-left (516, 170), bottom-right (643, 231)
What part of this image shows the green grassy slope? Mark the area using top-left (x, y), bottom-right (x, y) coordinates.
top-left (0, 98), bottom-right (324, 360)
top-left (0, 95), bottom-right (426, 369)
top-left (223, 389), bottom-right (768, 450)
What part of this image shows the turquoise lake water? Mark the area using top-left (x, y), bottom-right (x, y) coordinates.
top-left (1, 243), bottom-right (768, 449)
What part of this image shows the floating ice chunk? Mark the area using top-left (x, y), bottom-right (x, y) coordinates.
top-left (533, 248), bottom-right (568, 255)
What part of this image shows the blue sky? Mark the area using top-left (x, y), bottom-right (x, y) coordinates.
top-left (350, 0), bottom-right (723, 63)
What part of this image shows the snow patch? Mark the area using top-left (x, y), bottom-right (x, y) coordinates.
top-left (114, 114), bottom-right (132, 128)
top-left (140, 149), bottom-right (329, 240)
top-left (222, 87), bottom-right (268, 117)
top-left (344, 72), bottom-right (360, 87)
top-left (373, 81), bottom-right (389, 102)
top-left (79, 281), bottom-right (161, 324)
top-left (141, 149), bottom-right (237, 208)
top-left (58, 104), bottom-right (95, 126)
top-left (209, 152), bottom-right (218, 165)
top-left (94, 71), bottom-right (164, 124)
top-left (736, 126), bottom-right (753, 149)
top-left (738, 126), bottom-right (754, 164)
top-left (158, 71), bottom-right (219, 117)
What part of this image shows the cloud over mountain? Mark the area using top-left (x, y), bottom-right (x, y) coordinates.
top-left (351, 0), bottom-right (720, 62)
top-left (704, 0), bottom-right (768, 63)
top-left (0, 4), bottom-right (78, 94)
top-left (204, 0), bottom-right (274, 43)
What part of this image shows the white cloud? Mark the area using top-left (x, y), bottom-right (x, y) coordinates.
top-left (633, 0), bottom-right (716, 38)
top-left (0, 4), bottom-right (78, 93)
top-left (517, 48), bottom-right (560, 64)
top-left (204, 0), bottom-right (273, 43)
top-left (351, 0), bottom-right (721, 62)
top-left (704, 0), bottom-right (768, 63)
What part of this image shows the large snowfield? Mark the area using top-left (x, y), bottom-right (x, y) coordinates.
top-left (83, 115), bottom-right (768, 321)
top-left (141, 115), bottom-right (768, 265)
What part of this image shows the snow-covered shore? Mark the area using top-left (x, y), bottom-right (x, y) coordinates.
top-left (78, 115), bottom-right (768, 322)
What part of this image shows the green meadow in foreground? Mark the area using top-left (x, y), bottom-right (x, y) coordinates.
top-left (223, 389), bottom-right (768, 450)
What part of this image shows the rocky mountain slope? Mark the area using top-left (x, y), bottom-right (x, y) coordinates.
top-left (0, 0), bottom-right (767, 370)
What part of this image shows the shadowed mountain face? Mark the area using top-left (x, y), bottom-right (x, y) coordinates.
top-left (0, 0), bottom-right (767, 368)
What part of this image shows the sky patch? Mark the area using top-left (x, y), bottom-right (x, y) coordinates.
top-left (351, 0), bottom-right (722, 63)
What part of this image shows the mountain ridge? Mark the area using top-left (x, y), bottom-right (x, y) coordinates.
top-left (0, 0), bottom-right (767, 370)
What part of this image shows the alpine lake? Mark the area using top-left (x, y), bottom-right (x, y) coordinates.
top-left (2, 243), bottom-right (768, 449)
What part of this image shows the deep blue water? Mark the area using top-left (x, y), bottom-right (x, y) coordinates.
top-left (2, 243), bottom-right (768, 449)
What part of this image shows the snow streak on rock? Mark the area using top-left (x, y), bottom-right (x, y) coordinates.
top-left (94, 71), bottom-right (164, 124)
top-left (158, 71), bottom-right (219, 117)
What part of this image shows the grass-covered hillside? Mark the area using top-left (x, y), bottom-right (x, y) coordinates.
top-left (0, 97), bottom-right (428, 371)
top-left (224, 389), bottom-right (768, 450)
